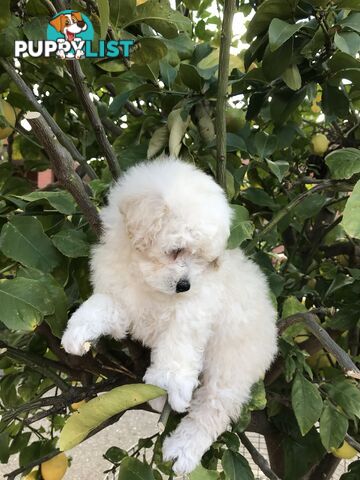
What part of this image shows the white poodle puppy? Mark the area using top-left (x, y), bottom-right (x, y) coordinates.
top-left (61, 157), bottom-right (277, 474)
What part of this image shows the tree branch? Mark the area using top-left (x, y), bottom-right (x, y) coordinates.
top-left (215, 0), bottom-right (236, 191)
top-left (66, 61), bottom-right (121, 179)
top-left (26, 113), bottom-right (102, 236)
top-left (278, 312), bottom-right (360, 376)
top-left (238, 433), bottom-right (280, 480)
top-left (0, 340), bottom-right (69, 392)
top-left (0, 58), bottom-right (97, 180)
top-left (245, 181), bottom-right (353, 254)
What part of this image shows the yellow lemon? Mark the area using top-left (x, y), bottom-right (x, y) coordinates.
top-left (307, 349), bottom-right (336, 369)
top-left (331, 441), bottom-right (358, 459)
top-left (226, 107), bottom-right (246, 133)
top-left (41, 453), bottom-right (68, 480)
top-left (71, 399), bottom-right (86, 410)
top-left (0, 98), bottom-right (16, 140)
top-left (311, 133), bottom-right (329, 155)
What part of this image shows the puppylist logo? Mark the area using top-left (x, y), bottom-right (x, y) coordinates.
top-left (15, 10), bottom-right (134, 60)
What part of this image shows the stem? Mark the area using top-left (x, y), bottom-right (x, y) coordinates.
top-left (0, 340), bottom-right (69, 392)
top-left (27, 113), bottom-right (102, 237)
top-left (4, 450), bottom-right (60, 480)
top-left (0, 58), bottom-right (97, 180)
top-left (278, 312), bottom-right (360, 376)
top-left (215, 0), bottom-right (236, 191)
top-left (67, 61), bottom-right (121, 180)
top-left (238, 433), bottom-right (280, 480)
top-left (245, 181), bottom-right (353, 254)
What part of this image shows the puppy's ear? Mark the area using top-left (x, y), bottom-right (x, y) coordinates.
top-left (49, 15), bottom-right (64, 32)
top-left (72, 12), bottom-right (82, 21)
top-left (120, 194), bottom-right (167, 250)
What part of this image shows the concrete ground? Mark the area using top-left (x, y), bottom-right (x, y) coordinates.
top-left (1, 410), bottom-right (159, 479)
top-left (0, 410), bottom-right (353, 479)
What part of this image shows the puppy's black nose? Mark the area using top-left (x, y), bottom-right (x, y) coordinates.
top-left (176, 279), bottom-right (190, 293)
top-left (77, 20), bottom-right (85, 28)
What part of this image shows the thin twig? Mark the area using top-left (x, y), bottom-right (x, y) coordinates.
top-left (345, 433), bottom-right (360, 453)
top-left (215, 0), bottom-right (236, 191)
top-left (0, 58), bottom-right (97, 180)
top-left (245, 181), bottom-right (353, 254)
top-left (238, 433), bottom-right (280, 480)
top-left (26, 113), bottom-right (102, 236)
top-left (278, 312), bottom-right (360, 375)
top-left (66, 61), bottom-right (121, 179)
top-left (0, 340), bottom-right (69, 392)
top-left (4, 450), bottom-right (60, 480)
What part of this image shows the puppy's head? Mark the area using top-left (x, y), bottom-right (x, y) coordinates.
top-left (118, 159), bottom-right (232, 296)
top-left (50, 12), bottom-right (87, 37)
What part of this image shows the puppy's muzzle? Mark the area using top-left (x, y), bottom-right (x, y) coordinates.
top-left (176, 278), bottom-right (190, 293)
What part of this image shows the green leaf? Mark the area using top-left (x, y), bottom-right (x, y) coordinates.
top-left (98, 0), bottom-right (110, 40)
top-left (0, 0), bottom-right (11, 32)
top-left (319, 403), bottom-right (348, 451)
top-left (325, 148), bottom-right (360, 179)
top-left (269, 18), bottom-right (303, 52)
top-left (270, 88), bottom-right (306, 125)
top-left (0, 216), bottom-right (61, 272)
top-left (262, 41), bottom-right (292, 81)
top-left (248, 380), bottom-right (267, 410)
top-left (179, 63), bottom-right (204, 91)
top-left (120, 0), bottom-right (191, 38)
top-left (322, 84), bottom-right (349, 118)
top-left (105, 446), bottom-right (128, 464)
top-left (147, 125), bottom-right (169, 159)
top-left (266, 159), bottom-right (289, 182)
top-left (337, 0), bottom-right (360, 9)
top-left (52, 229), bottom-right (89, 258)
top-left (242, 188), bottom-right (277, 208)
top-left (246, 0), bottom-right (298, 41)
top-left (189, 465), bottom-right (218, 480)
top-left (14, 191), bottom-right (76, 215)
top-left (0, 277), bottom-right (54, 331)
top-left (254, 131), bottom-right (277, 158)
top-left (291, 373), bottom-right (323, 436)
top-left (282, 64), bottom-right (302, 91)
top-left (282, 296), bottom-right (307, 318)
top-left (334, 32), bottom-right (360, 57)
top-left (118, 457), bottom-right (154, 480)
top-left (342, 179), bottom-right (360, 239)
top-left (222, 450), bottom-right (254, 480)
top-left (18, 267), bottom-right (68, 337)
top-left (327, 379), bottom-right (360, 420)
top-left (340, 12), bottom-right (360, 34)
top-left (159, 60), bottom-right (178, 87)
top-left (59, 384), bottom-right (165, 450)
top-left (132, 38), bottom-right (168, 65)
top-left (228, 205), bottom-right (254, 249)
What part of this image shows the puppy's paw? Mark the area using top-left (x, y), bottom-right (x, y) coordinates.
top-left (61, 326), bottom-right (92, 356)
top-left (163, 424), bottom-right (209, 475)
top-left (143, 367), bottom-right (196, 413)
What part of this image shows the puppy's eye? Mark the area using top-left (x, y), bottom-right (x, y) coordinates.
top-left (65, 20), bottom-right (70, 25)
top-left (168, 248), bottom-right (183, 259)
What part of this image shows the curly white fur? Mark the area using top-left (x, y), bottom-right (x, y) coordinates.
top-left (61, 157), bottom-right (277, 474)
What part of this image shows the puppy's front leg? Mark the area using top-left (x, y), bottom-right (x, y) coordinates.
top-left (61, 293), bottom-right (128, 356)
top-left (144, 316), bottom-right (210, 413)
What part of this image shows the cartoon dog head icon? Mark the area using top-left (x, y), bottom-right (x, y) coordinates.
top-left (49, 11), bottom-right (87, 42)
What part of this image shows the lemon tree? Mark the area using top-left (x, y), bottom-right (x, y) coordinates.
top-left (0, 1), bottom-right (359, 480)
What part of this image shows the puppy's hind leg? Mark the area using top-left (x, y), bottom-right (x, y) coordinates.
top-left (61, 293), bottom-right (128, 356)
top-left (162, 320), bottom-right (276, 475)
